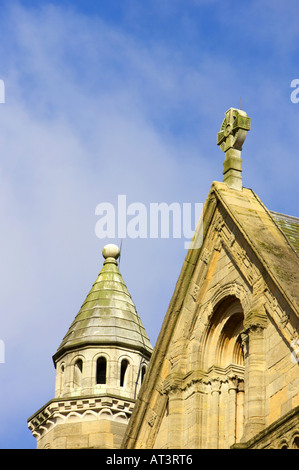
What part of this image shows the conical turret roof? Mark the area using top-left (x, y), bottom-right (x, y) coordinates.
top-left (53, 244), bottom-right (153, 363)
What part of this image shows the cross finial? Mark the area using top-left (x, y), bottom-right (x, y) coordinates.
top-left (217, 108), bottom-right (251, 191)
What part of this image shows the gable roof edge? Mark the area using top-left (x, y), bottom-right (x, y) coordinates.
top-left (212, 182), bottom-right (299, 317)
top-left (122, 187), bottom-right (218, 448)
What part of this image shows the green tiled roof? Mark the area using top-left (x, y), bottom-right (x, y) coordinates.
top-left (270, 211), bottom-right (299, 255)
top-left (53, 250), bottom-right (153, 362)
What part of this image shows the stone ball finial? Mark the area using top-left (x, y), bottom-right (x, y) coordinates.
top-left (102, 244), bottom-right (120, 260)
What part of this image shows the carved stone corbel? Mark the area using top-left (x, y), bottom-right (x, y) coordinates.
top-left (147, 409), bottom-right (157, 428)
top-left (243, 296), bottom-right (268, 332)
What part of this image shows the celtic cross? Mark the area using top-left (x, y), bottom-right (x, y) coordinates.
top-left (217, 108), bottom-right (251, 190)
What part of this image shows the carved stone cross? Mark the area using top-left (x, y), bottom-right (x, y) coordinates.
top-left (217, 108), bottom-right (251, 190)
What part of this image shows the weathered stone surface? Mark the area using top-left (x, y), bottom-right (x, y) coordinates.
top-left (122, 179), bottom-right (299, 449)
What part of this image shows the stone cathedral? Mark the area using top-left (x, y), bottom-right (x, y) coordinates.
top-left (28, 108), bottom-right (299, 449)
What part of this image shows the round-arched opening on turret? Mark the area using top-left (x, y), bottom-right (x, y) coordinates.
top-left (96, 356), bottom-right (107, 385)
top-left (120, 359), bottom-right (129, 387)
top-left (73, 359), bottom-right (83, 388)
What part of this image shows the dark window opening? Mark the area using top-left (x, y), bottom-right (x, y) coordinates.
top-left (74, 359), bottom-right (83, 387)
top-left (120, 359), bottom-right (129, 387)
top-left (96, 357), bottom-right (107, 384)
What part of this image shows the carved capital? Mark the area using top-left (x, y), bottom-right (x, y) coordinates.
top-left (210, 377), bottom-right (222, 394)
top-left (227, 374), bottom-right (238, 391)
top-left (237, 379), bottom-right (244, 393)
top-left (243, 302), bottom-right (268, 331)
top-left (163, 372), bottom-right (183, 394)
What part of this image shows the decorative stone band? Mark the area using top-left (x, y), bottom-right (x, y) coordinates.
top-left (162, 364), bottom-right (244, 395)
top-left (28, 394), bottom-right (135, 439)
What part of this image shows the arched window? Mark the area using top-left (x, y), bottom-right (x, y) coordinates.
top-left (203, 296), bottom-right (244, 370)
top-left (216, 311), bottom-right (244, 368)
top-left (59, 363), bottom-right (65, 393)
top-left (96, 357), bottom-right (107, 384)
top-left (202, 296), bottom-right (245, 448)
top-left (120, 359), bottom-right (129, 387)
top-left (74, 359), bottom-right (83, 388)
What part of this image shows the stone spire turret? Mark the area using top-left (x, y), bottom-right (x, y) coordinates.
top-left (53, 243), bottom-right (152, 370)
top-left (28, 244), bottom-right (153, 449)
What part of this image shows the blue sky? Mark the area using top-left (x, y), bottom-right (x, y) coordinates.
top-left (0, 0), bottom-right (298, 448)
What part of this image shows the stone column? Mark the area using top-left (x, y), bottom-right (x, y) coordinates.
top-left (242, 308), bottom-right (267, 441)
top-left (236, 379), bottom-right (244, 442)
top-left (167, 389), bottom-right (184, 448)
top-left (210, 378), bottom-right (221, 448)
top-left (227, 375), bottom-right (238, 446)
